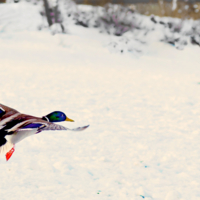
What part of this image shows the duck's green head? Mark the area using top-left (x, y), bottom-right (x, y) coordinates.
top-left (42, 111), bottom-right (74, 123)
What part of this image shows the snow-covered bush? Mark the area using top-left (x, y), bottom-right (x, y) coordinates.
top-left (39, 0), bottom-right (76, 34)
top-left (150, 15), bottom-right (200, 49)
top-left (39, 0), bottom-right (200, 51)
top-left (96, 4), bottom-right (140, 36)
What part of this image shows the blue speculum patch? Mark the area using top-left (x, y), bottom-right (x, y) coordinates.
top-left (0, 108), bottom-right (5, 117)
top-left (22, 123), bottom-right (43, 129)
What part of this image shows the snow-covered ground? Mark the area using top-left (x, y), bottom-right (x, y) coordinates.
top-left (1, 2), bottom-right (200, 200)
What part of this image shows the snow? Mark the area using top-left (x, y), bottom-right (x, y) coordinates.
top-left (0, 2), bottom-right (200, 200)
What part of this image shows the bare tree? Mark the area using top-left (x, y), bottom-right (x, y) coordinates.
top-left (43, 0), bottom-right (53, 26)
top-left (42, 0), bottom-right (65, 33)
top-left (158, 0), bottom-right (165, 16)
top-left (172, 0), bottom-right (177, 11)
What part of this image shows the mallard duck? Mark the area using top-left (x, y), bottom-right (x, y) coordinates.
top-left (0, 103), bottom-right (89, 161)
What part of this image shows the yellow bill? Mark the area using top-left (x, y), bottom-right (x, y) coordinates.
top-left (66, 117), bottom-right (74, 122)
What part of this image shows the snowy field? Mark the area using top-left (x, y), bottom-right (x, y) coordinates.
top-left (1, 2), bottom-right (200, 200)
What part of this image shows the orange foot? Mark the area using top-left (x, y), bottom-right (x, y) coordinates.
top-left (6, 146), bottom-right (15, 161)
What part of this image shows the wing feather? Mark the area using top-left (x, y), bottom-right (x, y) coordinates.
top-left (39, 123), bottom-right (69, 131)
top-left (40, 124), bottom-right (90, 132)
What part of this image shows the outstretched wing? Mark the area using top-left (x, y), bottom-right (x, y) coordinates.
top-left (39, 124), bottom-right (90, 132)
top-left (68, 125), bottom-right (90, 131)
top-left (0, 103), bottom-right (19, 117)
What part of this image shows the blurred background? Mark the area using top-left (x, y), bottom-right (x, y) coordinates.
top-left (75, 0), bottom-right (200, 19)
top-left (0, 0), bottom-right (199, 48)
top-left (1, 0), bottom-right (199, 19)
top-left (1, 0), bottom-right (200, 19)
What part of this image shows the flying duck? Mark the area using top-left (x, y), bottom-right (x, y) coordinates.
top-left (0, 103), bottom-right (89, 161)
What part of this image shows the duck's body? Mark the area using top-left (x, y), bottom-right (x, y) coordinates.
top-left (0, 103), bottom-right (89, 161)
